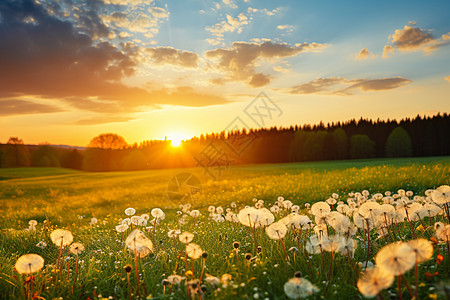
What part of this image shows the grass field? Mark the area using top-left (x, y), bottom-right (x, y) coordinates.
top-left (0, 157), bottom-right (449, 299)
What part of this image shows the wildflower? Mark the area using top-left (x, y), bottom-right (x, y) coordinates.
top-left (339, 238), bottom-right (357, 258)
top-left (50, 229), bottom-right (73, 247)
top-left (265, 222), bottom-right (288, 240)
top-left (322, 235), bottom-right (345, 253)
top-left (190, 210), bottom-right (200, 217)
top-left (179, 231), bottom-right (195, 244)
top-left (326, 198), bottom-right (337, 206)
top-left (204, 275), bottom-right (220, 286)
top-left (167, 274), bottom-right (186, 285)
top-left (122, 218), bottom-right (131, 225)
top-left (69, 242), bottom-right (85, 255)
top-left (407, 239), bottom-right (433, 263)
top-left (125, 207), bottom-right (136, 216)
top-left (15, 254), bottom-right (44, 274)
top-left (28, 220), bottom-right (37, 231)
top-left (430, 185), bottom-right (450, 205)
top-left (130, 216), bottom-right (141, 225)
top-left (375, 242), bottom-right (415, 275)
top-left (221, 274), bottom-right (232, 287)
top-left (233, 241), bottom-right (240, 249)
top-left (124, 264), bottom-right (132, 273)
top-left (168, 229), bottom-right (181, 238)
top-left (125, 229), bottom-right (153, 258)
top-left (283, 276), bottom-right (319, 299)
top-left (357, 266), bottom-right (394, 297)
top-left (237, 207), bottom-right (259, 227)
top-left (186, 243), bottom-right (203, 259)
top-left (115, 224), bottom-right (128, 233)
top-left (216, 207), bottom-right (224, 214)
top-left (90, 217), bottom-right (98, 226)
top-left (310, 201), bottom-right (330, 216)
top-left (151, 208), bottom-right (165, 220)
top-left (141, 214), bottom-right (150, 221)
top-left (36, 240), bottom-right (47, 249)
top-left (358, 202), bottom-right (381, 219)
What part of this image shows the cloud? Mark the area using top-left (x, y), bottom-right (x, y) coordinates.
top-left (206, 13), bottom-right (249, 45)
top-left (75, 114), bottom-right (135, 125)
top-left (445, 76), bottom-right (450, 83)
top-left (355, 48), bottom-right (376, 60)
top-left (205, 41), bottom-right (327, 87)
top-left (382, 45), bottom-right (395, 58)
top-left (391, 25), bottom-right (434, 50)
top-left (282, 76), bottom-right (411, 95)
top-left (385, 24), bottom-right (449, 55)
top-left (261, 8), bottom-right (279, 16)
top-left (277, 24), bottom-right (295, 34)
top-left (0, 0), bottom-right (226, 116)
top-left (0, 99), bottom-right (63, 116)
top-left (222, 0), bottom-right (238, 9)
top-left (144, 47), bottom-right (199, 68)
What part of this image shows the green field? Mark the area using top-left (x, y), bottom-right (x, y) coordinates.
top-left (0, 157), bottom-right (449, 299)
top-left (1, 156), bottom-right (449, 226)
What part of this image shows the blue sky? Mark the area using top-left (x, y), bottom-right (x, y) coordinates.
top-left (0, 0), bottom-right (449, 145)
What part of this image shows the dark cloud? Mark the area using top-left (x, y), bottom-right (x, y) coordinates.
top-left (391, 25), bottom-right (434, 50)
top-left (144, 47), bottom-right (199, 68)
top-left (0, 99), bottom-right (63, 116)
top-left (205, 41), bottom-right (327, 87)
top-left (0, 0), bottom-right (226, 117)
top-left (282, 77), bottom-right (411, 95)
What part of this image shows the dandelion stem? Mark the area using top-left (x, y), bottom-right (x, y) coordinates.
top-left (29, 265), bottom-right (32, 300)
top-left (184, 244), bottom-right (188, 272)
top-left (365, 220), bottom-right (370, 268)
top-left (278, 236), bottom-right (289, 261)
top-left (404, 207), bottom-right (416, 238)
top-left (402, 275), bottom-right (413, 298)
top-left (414, 262), bottom-right (418, 299)
top-left (397, 275), bottom-right (402, 300)
top-left (325, 252), bottom-right (335, 293)
top-left (72, 253), bottom-right (79, 293)
top-left (134, 249), bottom-right (140, 300)
top-left (126, 272), bottom-right (131, 300)
top-left (199, 258), bottom-right (206, 284)
top-left (56, 239), bottom-right (63, 273)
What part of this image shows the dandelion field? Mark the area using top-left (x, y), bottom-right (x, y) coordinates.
top-left (1, 156), bottom-right (450, 299)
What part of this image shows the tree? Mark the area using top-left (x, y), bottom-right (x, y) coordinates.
top-left (385, 126), bottom-right (412, 157)
top-left (61, 149), bottom-right (83, 170)
top-left (332, 128), bottom-right (348, 159)
top-left (3, 137), bottom-right (30, 167)
top-left (31, 145), bottom-right (60, 167)
top-left (350, 134), bottom-right (375, 159)
top-left (87, 133), bottom-right (127, 149)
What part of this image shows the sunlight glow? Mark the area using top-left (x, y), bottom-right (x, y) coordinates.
top-left (169, 133), bottom-right (189, 147)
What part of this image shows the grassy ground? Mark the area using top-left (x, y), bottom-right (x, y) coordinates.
top-left (0, 156), bottom-right (449, 226)
top-left (0, 157), bottom-right (449, 299)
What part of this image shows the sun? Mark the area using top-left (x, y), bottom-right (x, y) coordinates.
top-left (169, 133), bottom-right (189, 147)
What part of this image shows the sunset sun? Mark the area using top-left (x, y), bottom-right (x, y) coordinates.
top-left (169, 133), bottom-right (189, 147)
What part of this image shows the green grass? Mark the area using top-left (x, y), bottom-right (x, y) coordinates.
top-left (1, 156), bottom-right (449, 226)
top-left (0, 157), bottom-right (449, 299)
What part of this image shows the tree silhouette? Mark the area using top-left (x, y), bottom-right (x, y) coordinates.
top-left (3, 137), bottom-right (30, 167)
top-left (385, 126), bottom-right (412, 157)
top-left (87, 133), bottom-right (127, 149)
top-left (350, 134), bottom-right (375, 159)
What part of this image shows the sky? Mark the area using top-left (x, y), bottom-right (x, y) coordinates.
top-left (0, 0), bottom-right (449, 146)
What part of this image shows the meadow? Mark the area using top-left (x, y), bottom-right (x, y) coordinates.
top-left (0, 156), bottom-right (449, 299)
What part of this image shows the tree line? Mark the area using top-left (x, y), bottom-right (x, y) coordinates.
top-left (1, 113), bottom-right (449, 171)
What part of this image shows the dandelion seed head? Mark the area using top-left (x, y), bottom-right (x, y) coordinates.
top-left (50, 229), bottom-right (73, 247)
top-left (15, 254), bottom-right (44, 274)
